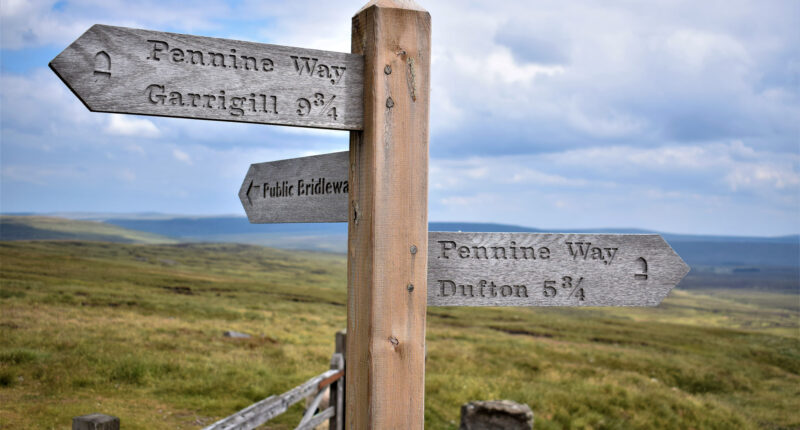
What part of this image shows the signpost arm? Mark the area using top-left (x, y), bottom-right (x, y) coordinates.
top-left (347, 1), bottom-right (431, 428)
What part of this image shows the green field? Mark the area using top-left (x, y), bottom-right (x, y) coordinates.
top-left (1, 240), bottom-right (798, 429)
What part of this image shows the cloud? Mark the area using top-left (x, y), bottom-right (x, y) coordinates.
top-left (105, 114), bottom-right (161, 138)
top-left (426, 0), bottom-right (799, 156)
top-left (725, 164), bottom-right (800, 191)
top-left (548, 141), bottom-right (800, 191)
top-left (429, 138), bottom-right (798, 234)
top-left (172, 148), bottom-right (192, 165)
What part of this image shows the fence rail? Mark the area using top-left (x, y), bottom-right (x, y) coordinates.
top-left (202, 331), bottom-right (346, 430)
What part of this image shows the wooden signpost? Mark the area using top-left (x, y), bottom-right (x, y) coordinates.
top-left (52, 1), bottom-right (689, 429)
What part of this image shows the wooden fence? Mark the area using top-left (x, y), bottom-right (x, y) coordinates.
top-left (202, 330), bottom-right (346, 430)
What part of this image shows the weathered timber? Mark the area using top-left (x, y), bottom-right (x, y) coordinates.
top-left (201, 369), bottom-right (340, 430)
top-left (299, 389), bottom-right (329, 428)
top-left (329, 352), bottom-right (345, 430)
top-left (50, 25), bottom-right (363, 130)
top-left (239, 151), bottom-right (349, 223)
top-left (347, 0), bottom-right (431, 428)
top-left (296, 407), bottom-right (335, 430)
top-left (428, 232), bottom-right (689, 307)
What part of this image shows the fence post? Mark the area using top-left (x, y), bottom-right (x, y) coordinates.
top-left (331, 329), bottom-right (346, 430)
top-left (329, 351), bottom-right (345, 430)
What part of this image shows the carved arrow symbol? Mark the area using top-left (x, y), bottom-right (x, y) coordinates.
top-left (245, 180), bottom-right (255, 205)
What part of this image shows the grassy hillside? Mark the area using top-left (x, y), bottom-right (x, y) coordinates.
top-left (0, 216), bottom-right (176, 244)
top-left (0, 241), bottom-right (798, 429)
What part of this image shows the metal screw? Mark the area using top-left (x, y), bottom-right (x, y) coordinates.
top-left (407, 283), bottom-right (414, 292)
top-left (384, 65), bottom-right (392, 75)
top-left (386, 97), bottom-right (394, 108)
top-left (410, 245), bottom-right (417, 254)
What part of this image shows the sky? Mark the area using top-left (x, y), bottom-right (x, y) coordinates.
top-left (1, 0), bottom-right (798, 236)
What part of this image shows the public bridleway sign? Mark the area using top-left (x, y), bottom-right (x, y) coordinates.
top-left (49, 25), bottom-right (364, 130)
top-left (239, 151), bottom-right (349, 223)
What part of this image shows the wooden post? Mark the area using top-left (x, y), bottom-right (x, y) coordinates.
top-left (330, 330), bottom-right (346, 430)
top-left (347, 0), bottom-right (431, 428)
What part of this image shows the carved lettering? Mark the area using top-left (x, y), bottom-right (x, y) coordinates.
top-left (144, 84), bottom-right (278, 117)
top-left (146, 39), bottom-right (274, 73)
top-left (291, 55), bottom-right (346, 85)
top-left (566, 242), bottom-right (617, 265)
top-left (145, 84), bottom-right (165, 103)
top-left (186, 49), bottom-right (204, 65)
top-left (437, 280), bottom-right (529, 299)
top-left (438, 240), bottom-right (549, 261)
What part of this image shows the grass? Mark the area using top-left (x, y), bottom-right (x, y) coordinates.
top-left (0, 240), bottom-right (798, 429)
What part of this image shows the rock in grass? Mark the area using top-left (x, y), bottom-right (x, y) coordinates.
top-left (224, 331), bottom-right (251, 339)
top-left (72, 413), bottom-right (120, 430)
top-left (459, 400), bottom-right (533, 430)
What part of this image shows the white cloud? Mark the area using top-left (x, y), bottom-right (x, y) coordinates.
top-left (725, 164), bottom-right (800, 191)
top-left (105, 114), bottom-right (161, 138)
top-left (663, 29), bottom-right (750, 72)
top-left (0, 70), bottom-right (97, 131)
top-left (172, 149), bottom-right (192, 165)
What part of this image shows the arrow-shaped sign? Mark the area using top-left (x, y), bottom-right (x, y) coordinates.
top-left (427, 232), bottom-right (689, 307)
top-left (239, 151), bottom-right (349, 223)
top-left (50, 25), bottom-right (364, 130)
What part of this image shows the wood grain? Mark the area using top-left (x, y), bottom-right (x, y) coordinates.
top-left (328, 352), bottom-right (345, 430)
top-left (346, 1), bottom-right (431, 428)
top-left (296, 407), bottom-right (336, 430)
top-left (50, 25), bottom-right (363, 130)
top-left (201, 369), bottom-right (340, 430)
top-left (428, 232), bottom-right (689, 307)
top-left (239, 151), bottom-right (349, 223)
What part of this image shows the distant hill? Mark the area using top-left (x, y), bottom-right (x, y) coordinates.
top-left (3, 215), bottom-right (797, 291)
top-left (0, 216), bottom-right (176, 244)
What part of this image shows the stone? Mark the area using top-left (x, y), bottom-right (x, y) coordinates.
top-left (459, 400), bottom-right (534, 430)
top-left (72, 413), bottom-right (120, 430)
top-left (224, 330), bottom-right (251, 338)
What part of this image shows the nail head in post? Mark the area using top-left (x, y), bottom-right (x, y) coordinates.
top-left (410, 245), bottom-right (417, 254)
top-left (407, 283), bottom-right (414, 292)
top-left (386, 97), bottom-right (394, 108)
top-left (384, 65), bottom-right (392, 75)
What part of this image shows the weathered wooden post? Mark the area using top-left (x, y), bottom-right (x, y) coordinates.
top-left (347, 1), bottom-right (431, 428)
top-left (329, 329), bottom-right (346, 430)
